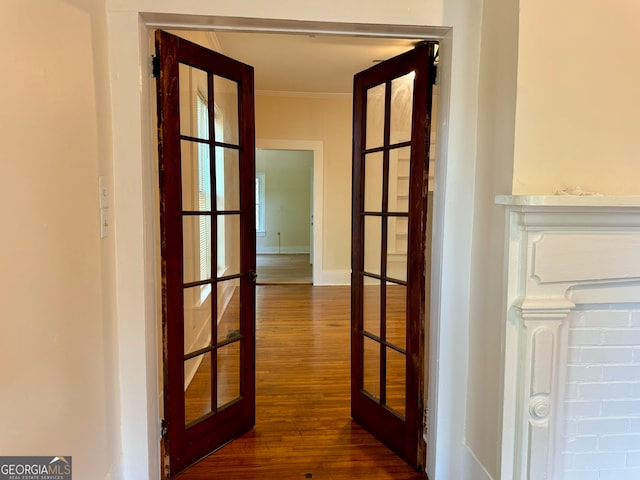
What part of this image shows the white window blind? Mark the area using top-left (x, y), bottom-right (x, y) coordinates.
top-left (196, 95), bottom-right (212, 284)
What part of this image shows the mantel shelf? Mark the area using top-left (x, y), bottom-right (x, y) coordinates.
top-left (498, 192), bottom-right (640, 479)
top-left (496, 194), bottom-right (640, 208)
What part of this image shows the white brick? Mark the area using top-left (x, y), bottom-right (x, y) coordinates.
top-left (630, 311), bottom-right (640, 327)
top-left (564, 418), bottom-right (580, 437)
top-left (599, 434), bottom-right (640, 451)
top-left (561, 469), bottom-right (599, 480)
top-left (571, 329), bottom-right (604, 345)
top-left (562, 435), bottom-right (598, 452)
top-left (564, 400), bottom-right (601, 418)
top-left (627, 451), bottom-right (640, 467)
top-left (634, 347), bottom-right (640, 363)
top-left (579, 310), bottom-right (632, 328)
top-left (631, 418), bottom-right (640, 431)
top-left (576, 418), bottom-right (630, 435)
top-left (572, 451), bottom-right (626, 469)
top-left (565, 383), bottom-right (580, 400)
top-left (567, 365), bottom-right (603, 382)
top-left (569, 311), bottom-right (586, 327)
top-left (604, 329), bottom-right (640, 346)
top-left (601, 400), bottom-right (640, 417)
top-left (579, 347), bottom-right (633, 364)
top-left (602, 365), bottom-right (640, 381)
top-left (558, 451), bottom-right (574, 469)
top-left (567, 346), bottom-right (581, 362)
top-left (580, 382), bottom-right (635, 400)
top-left (599, 468), bottom-right (640, 480)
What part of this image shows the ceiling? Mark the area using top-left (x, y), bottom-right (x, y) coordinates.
top-left (212, 31), bottom-right (423, 95)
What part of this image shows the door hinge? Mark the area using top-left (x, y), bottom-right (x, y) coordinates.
top-left (161, 418), bottom-right (168, 438)
top-left (152, 55), bottom-right (160, 78)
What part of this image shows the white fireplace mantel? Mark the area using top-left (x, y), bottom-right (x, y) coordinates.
top-left (495, 195), bottom-right (640, 480)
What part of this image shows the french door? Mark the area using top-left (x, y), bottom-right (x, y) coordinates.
top-left (351, 41), bottom-right (437, 471)
top-left (155, 30), bottom-right (256, 477)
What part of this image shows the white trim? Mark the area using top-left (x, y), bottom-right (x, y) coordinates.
top-left (497, 197), bottom-right (640, 480)
top-left (257, 246), bottom-right (310, 254)
top-left (102, 454), bottom-right (124, 480)
top-left (427, 27), bottom-right (454, 480)
top-left (256, 89), bottom-right (352, 99)
top-left (107, 12), bottom-right (452, 480)
top-left (256, 139), bottom-right (324, 285)
top-left (314, 268), bottom-right (351, 286)
top-left (461, 444), bottom-right (496, 480)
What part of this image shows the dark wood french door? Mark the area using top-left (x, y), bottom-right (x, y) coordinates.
top-left (155, 30), bottom-right (256, 477)
top-left (351, 41), bottom-right (437, 471)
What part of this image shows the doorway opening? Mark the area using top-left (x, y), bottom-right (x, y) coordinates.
top-left (144, 18), bottom-right (448, 480)
top-left (255, 147), bottom-right (314, 285)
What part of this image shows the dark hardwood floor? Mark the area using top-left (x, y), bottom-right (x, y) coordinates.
top-left (173, 285), bottom-right (426, 480)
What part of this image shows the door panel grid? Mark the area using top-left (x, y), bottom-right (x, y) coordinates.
top-left (351, 41), bottom-right (436, 471)
top-left (156, 30), bottom-right (256, 477)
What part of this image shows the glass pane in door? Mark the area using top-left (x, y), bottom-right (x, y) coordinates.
top-left (388, 147), bottom-right (411, 214)
top-left (389, 71), bottom-right (415, 145)
top-left (386, 283), bottom-right (406, 351)
top-left (364, 152), bottom-right (383, 212)
top-left (181, 140), bottom-right (211, 212)
top-left (184, 285), bottom-right (212, 355)
top-left (386, 219), bottom-right (407, 283)
top-left (215, 147), bottom-right (240, 211)
top-left (217, 341), bottom-right (241, 409)
top-left (212, 75), bottom-right (239, 146)
top-left (363, 337), bottom-right (381, 400)
top-left (184, 352), bottom-right (212, 426)
top-left (363, 279), bottom-right (381, 338)
top-left (363, 216), bottom-right (381, 276)
top-left (179, 63), bottom-right (209, 140)
top-left (385, 347), bottom-right (406, 417)
top-left (182, 215), bottom-right (211, 284)
top-left (216, 279), bottom-right (240, 343)
top-left (217, 214), bottom-right (240, 277)
top-left (366, 83), bottom-right (386, 150)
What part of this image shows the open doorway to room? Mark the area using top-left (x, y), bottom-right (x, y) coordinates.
top-left (154, 26), bottom-right (439, 478)
top-left (255, 148), bottom-right (314, 284)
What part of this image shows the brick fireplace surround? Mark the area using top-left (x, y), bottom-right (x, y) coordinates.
top-left (496, 195), bottom-right (640, 480)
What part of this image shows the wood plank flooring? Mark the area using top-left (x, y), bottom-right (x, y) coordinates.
top-left (173, 285), bottom-right (426, 480)
top-left (256, 254), bottom-right (313, 284)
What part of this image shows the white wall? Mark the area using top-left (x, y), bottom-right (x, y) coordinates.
top-left (0, 0), bottom-right (121, 478)
top-left (513, 0), bottom-right (640, 195)
top-left (465, 0), bottom-right (519, 476)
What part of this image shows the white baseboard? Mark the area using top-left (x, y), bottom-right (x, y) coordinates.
top-left (314, 269), bottom-right (350, 286)
top-left (460, 444), bottom-right (495, 480)
top-left (103, 454), bottom-right (124, 480)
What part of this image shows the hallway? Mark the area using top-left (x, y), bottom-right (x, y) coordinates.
top-left (174, 285), bottom-right (426, 479)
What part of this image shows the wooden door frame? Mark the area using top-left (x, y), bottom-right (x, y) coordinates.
top-left (107, 12), bottom-right (452, 480)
